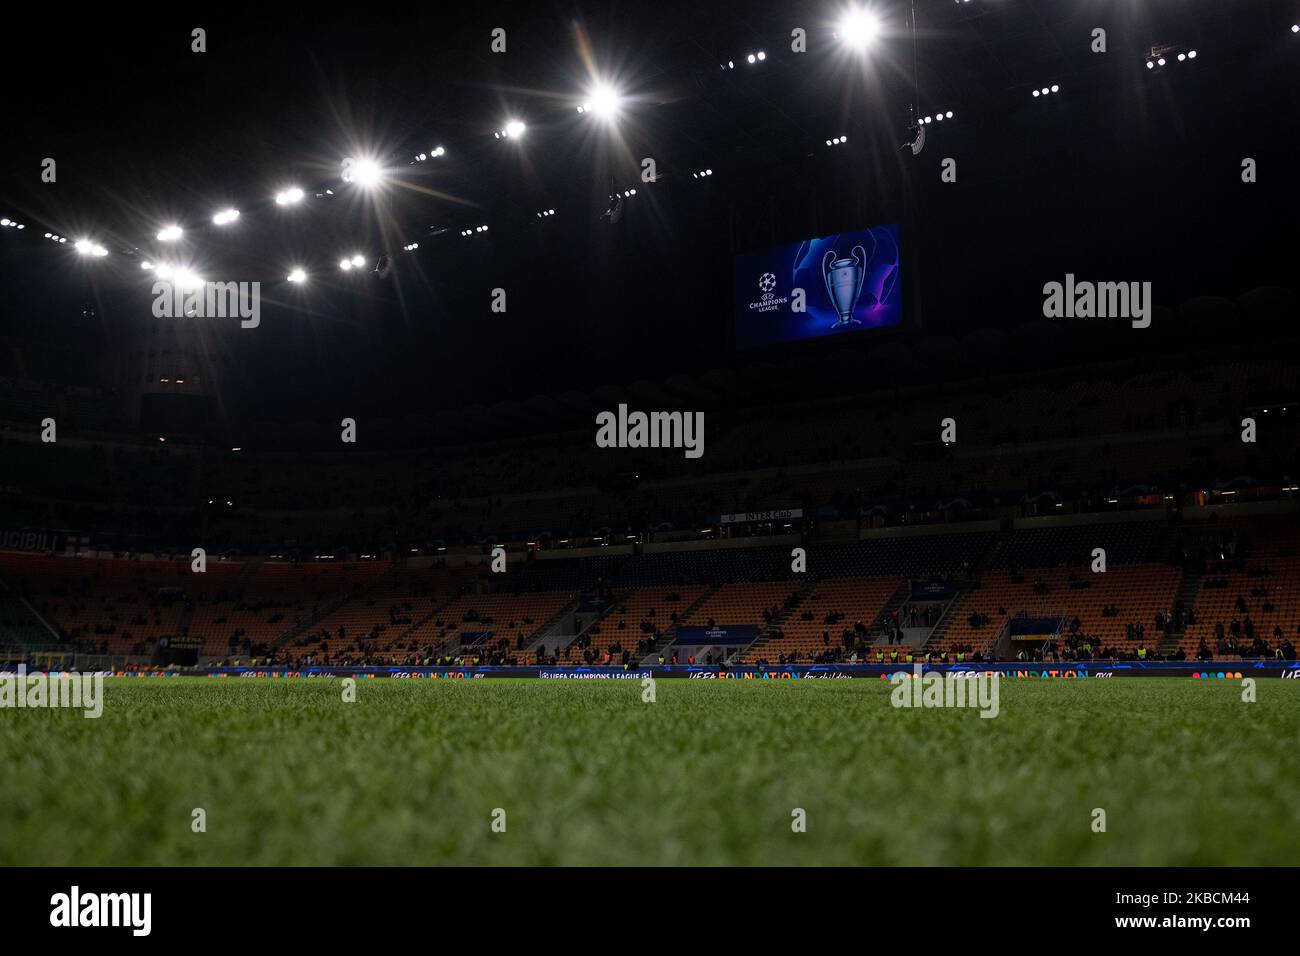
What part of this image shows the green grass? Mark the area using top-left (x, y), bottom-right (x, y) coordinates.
top-left (1, 677), bottom-right (1296, 865)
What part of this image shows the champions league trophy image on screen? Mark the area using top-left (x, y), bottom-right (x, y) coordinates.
top-left (738, 225), bottom-right (899, 347)
top-left (821, 245), bottom-right (867, 328)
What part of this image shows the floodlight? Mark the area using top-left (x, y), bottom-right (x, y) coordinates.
top-left (584, 83), bottom-right (623, 120)
top-left (837, 10), bottom-right (880, 51)
top-left (344, 158), bottom-right (383, 187)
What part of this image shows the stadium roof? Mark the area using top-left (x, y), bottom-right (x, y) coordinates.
top-left (0, 0), bottom-right (1295, 421)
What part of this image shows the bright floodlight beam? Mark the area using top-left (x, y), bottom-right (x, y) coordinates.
top-left (504, 120), bottom-right (526, 139)
top-left (838, 9), bottom-right (880, 51)
top-left (213, 208), bottom-right (240, 225)
top-left (584, 83), bottom-right (624, 120)
top-left (344, 158), bottom-right (383, 187)
top-left (287, 268), bottom-right (307, 283)
top-left (275, 187), bottom-right (305, 206)
top-left (157, 225), bottom-right (182, 241)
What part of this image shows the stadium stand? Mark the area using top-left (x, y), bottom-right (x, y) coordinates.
top-left (2, 354), bottom-right (1295, 555)
top-left (396, 589), bottom-right (578, 664)
top-left (579, 586), bottom-right (710, 664)
top-left (992, 521), bottom-right (1164, 571)
top-left (0, 554), bottom-right (191, 655)
top-left (932, 565), bottom-right (1184, 659)
top-left (811, 533), bottom-right (994, 578)
top-left (3, 507), bottom-right (1298, 666)
top-left (613, 546), bottom-right (795, 586)
top-left (188, 561), bottom-right (390, 657)
top-left (1178, 513), bottom-right (1300, 661)
top-left (741, 576), bottom-right (903, 663)
top-left (0, 586), bottom-right (49, 646)
top-left (678, 580), bottom-right (803, 627)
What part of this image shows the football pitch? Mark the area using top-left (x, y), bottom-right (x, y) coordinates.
top-left (2, 677), bottom-right (1296, 866)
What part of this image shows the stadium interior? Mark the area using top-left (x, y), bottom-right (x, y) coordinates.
top-left (0, 0), bottom-right (1296, 677)
top-left (1, 0), bottom-right (1299, 886)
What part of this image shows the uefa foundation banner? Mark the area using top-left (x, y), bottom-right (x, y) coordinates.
top-left (734, 223), bottom-right (902, 348)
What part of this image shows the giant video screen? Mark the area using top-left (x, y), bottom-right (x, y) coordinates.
top-left (733, 223), bottom-right (902, 348)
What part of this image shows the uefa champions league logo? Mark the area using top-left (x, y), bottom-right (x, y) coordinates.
top-left (748, 271), bottom-right (788, 314)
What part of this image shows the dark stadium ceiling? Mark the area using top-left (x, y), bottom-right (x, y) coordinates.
top-left (0, 0), bottom-right (1288, 285)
